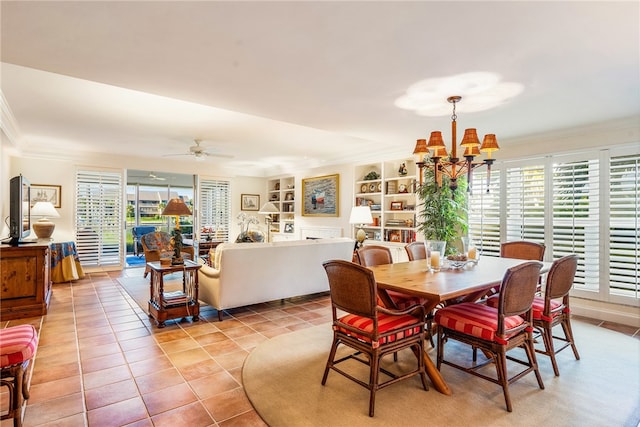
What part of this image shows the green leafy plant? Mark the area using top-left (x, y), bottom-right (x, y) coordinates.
top-left (416, 169), bottom-right (468, 254)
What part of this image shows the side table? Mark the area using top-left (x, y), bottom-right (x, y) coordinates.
top-left (147, 260), bottom-right (201, 327)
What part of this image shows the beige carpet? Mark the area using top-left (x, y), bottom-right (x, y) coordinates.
top-left (117, 273), bottom-right (185, 314)
top-left (243, 320), bottom-right (640, 427)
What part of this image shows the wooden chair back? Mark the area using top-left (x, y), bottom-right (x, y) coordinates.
top-left (405, 242), bottom-right (426, 261)
top-left (357, 245), bottom-right (393, 267)
top-left (500, 241), bottom-right (545, 261)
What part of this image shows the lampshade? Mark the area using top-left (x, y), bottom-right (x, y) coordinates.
top-left (349, 206), bottom-right (373, 225)
top-left (162, 198), bottom-right (192, 216)
top-left (413, 138), bottom-right (429, 162)
top-left (460, 128), bottom-right (480, 147)
top-left (480, 134), bottom-right (500, 153)
top-left (463, 144), bottom-right (481, 157)
top-left (31, 202), bottom-right (60, 219)
top-left (259, 202), bottom-right (279, 214)
top-left (427, 131), bottom-right (446, 149)
top-left (31, 201), bottom-right (60, 240)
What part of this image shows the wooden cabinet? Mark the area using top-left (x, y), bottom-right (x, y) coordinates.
top-left (0, 244), bottom-right (51, 321)
top-left (354, 159), bottom-right (418, 248)
top-left (266, 176), bottom-right (295, 236)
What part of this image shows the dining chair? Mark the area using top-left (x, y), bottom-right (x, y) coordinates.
top-left (357, 245), bottom-right (433, 345)
top-left (531, 254), bottom-right (580, 376)
top-left (501, 240), bottom-right (545, 261)
top-left (435, 261), bottom-right (544, 412)
top-left (321, 260), bottom-right (428, 417)
top-left (404, 241), bottom-right (426, 261)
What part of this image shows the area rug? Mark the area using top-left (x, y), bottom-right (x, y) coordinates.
top-left (117, 273), bottom-right (184, 314)
top-left (243, 320), bottom-right (640, 427)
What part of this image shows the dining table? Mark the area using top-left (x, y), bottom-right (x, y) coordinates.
top-left (367, 255), bottom-right (551, 396)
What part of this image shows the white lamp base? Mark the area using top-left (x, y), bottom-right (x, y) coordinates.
top-left (33, 219), bottom-right (55, 239)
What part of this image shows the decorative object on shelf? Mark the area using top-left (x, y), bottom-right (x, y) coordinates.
top-left (284, 223), bottom-right (294, 233)
top-left (162, 198), bottom-right (193, 265)
top-left (31, 201), bottom-right (60, 239)
top-left (412, 96), bottom-right (499, 192)
top-left (349, 205), bottom-right (373, 250)
top-left (390, 201), bottom-right (403, 210)
top-left (30, 184), bottom-right (61, 208)
top-left (235, 212), bottom-right (263, 243)
top-left (259, 202), bottom-right (280, 242)
top-left (241, 194), bottom-right (260, 211)
top-left (368, 183), bottom-right (377, 192)
top-left (364, 171), bottom-right (380, 181)
top-left (399, 183), bottom-right (408, 193)
top-left (360, 183), bottom-right (368, 193)
top-left (386, 181), bottom-right (397, 194)
top-left (377, 182), bottom-right (382, 192)
top-left (285, 193), bottom-right (294, 201)
top-left (398, 162), bottom-right (408, 176)
top-left (302, 174), bottom-right (339, 217)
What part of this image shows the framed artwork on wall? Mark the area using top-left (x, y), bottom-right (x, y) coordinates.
top-left (241, 194), bottom-right (260, 211)
top-left (31, 184), bottom-right (62, 208)
top-left (302, 174), bottom-right (339, 217)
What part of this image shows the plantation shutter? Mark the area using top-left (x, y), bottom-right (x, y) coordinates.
top-left (468, 168), bottom-right (501, 257)
top-left (552, 157), bottom-right (600, 290)
top-left (75, 169), bottom-right (123, 267)
top-left (505, 164), bottom-right (545, 244)
top-left (609, 153), bottom-right (640, 298)
top-left (199, 179), bottom-right (231, 242)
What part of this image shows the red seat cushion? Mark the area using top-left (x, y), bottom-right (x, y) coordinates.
top-left (0, 325), bottom-right (38, 367)
top-left (434, 302), bottom-right (525, 345)
top-left (486, 295), bottom-right (562, 320)
top-left (336, 312), bottom-right (423, 348)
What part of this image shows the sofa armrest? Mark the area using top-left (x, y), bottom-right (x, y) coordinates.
top-left (199, 264), bottom-right (220, 279)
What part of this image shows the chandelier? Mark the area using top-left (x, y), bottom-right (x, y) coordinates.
top-left (412, 96), bottom-right (499, 192)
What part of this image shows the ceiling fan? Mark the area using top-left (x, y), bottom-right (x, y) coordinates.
top-left (164, 139), bottom-right (233, 161)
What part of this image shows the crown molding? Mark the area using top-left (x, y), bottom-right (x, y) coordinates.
top-left (0, 90), bottom-right (21, 147)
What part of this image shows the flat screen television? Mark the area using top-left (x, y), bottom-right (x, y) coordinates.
top-left (7, 174), bottom-right (31, 245)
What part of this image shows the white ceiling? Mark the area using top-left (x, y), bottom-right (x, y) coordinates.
top-left (1, 1), bottom-right (639, 177)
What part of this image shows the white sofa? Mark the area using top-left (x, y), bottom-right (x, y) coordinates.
top-left (198, 237), bottom-right (354, 320)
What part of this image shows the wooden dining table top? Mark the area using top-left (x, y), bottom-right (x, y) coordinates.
top-left (368, 256), bottom-right (551, 308)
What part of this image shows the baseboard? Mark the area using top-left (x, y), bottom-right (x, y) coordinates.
top-left (572, 297), bottom-right (640, 328)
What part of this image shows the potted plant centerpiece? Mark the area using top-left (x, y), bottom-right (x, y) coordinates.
top-left (415, 168), bottom-right (468, 255)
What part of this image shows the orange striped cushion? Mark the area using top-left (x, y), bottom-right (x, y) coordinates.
top-left (434, 302), bottom-right (525, 345)
top-left (486, 295), bottom-right (561, 320)
top-left (337, 313), bottom-right (422, 348)
top-left (0, 325), bottom-right (38, 367)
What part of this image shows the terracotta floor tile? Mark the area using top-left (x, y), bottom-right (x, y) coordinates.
top-left (153, 328), bottom-right (191, 343)
top-left (87, 396), bottom-right (149, 427)
top-left (28, 375), bottom-right (82, 404)
top-left (150, 401), bottom-right (215, 427)
top-left (212, 349), bottom-right (249, 371)
top-left (232, 333), bottom-right (268, 351)
top-left (85, 378), bottom-right (140, 410)
top-left (123, 344), bottom-right (165, 364)
top-left (142, 382), bottom-right (198, 416)
top-left (118, 335), bottom-right (158, 351)
top-left (203, 339), bottom-right (242, 357)
top-left (31, 361), bottom-right (80, 385)
top-left (177, 359), bottom-right (225, 381)
top-left (219, 409), bottom-right (268, 427)
top-left (83, 364), bottom-right (133, 390)
top-left (22, 392), bottom-right (85, 426)
top-left (202, 387), bottom-right (254, 423)
top-left (166, 347), bottom-right (213, 369)
top-left (135, 367), bottom-right (186, 394)
top-left (189, 370), bottom-right (241, 400)
top-left (159, 336), bottom-right (200, 354)
top-left (115, 326), bottom-right (153, 341)
top-left (79, 342), bottom-right (123, 360)
top-left (78, 332), bottom-right (118, 349)
top-left (193, 331), bottom-right (232, 346)
top-left (81, 352), bottom-right (126, 373)
top-left (129, 355), bottom-right (174, 377)
top-left (221, 325), bottom-right (256, 339)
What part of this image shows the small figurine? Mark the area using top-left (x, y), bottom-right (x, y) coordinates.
top-left (398, 162), bottom-right (408, 176)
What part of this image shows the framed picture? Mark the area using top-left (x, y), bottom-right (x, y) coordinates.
top-left (31, 184), bottom-right (61, 208)
top-left (284, 223), bottom-right (294, 233)
top-left (390, 201), bottom-right (403, 211)
top-left (241, 194), bottom-right (260, 211)
top-left (302, 173), bottom-right (339, 217)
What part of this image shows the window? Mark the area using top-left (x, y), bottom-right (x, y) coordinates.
top-left (468, 168), bottom-right (501, 256)
top-left (468, 145), bottom-right (639, 307)
top-left (75, 169), bottom-right (123, 268)
top-left (199, 179), bottom-right (231, 242)
top-left (609, 153), bottom-right (640, 298)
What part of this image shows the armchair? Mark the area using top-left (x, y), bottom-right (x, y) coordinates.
top-left (140, 231), bottom-right (194, 277)
top-left (131, 226), bottom-right (156, 257)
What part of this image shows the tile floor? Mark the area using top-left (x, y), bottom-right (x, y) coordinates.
top-left (1, 268), bottom-right (638, 426)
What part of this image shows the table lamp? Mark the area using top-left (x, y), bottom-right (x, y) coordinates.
top-left (259, 202), bottom-right (279, 242)
top-left (162, 198), bottom-right (192, 265)
top-left (31, 201), bottom-right (60, 240)
top-left (349, 205), bottom-right (373, 250)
